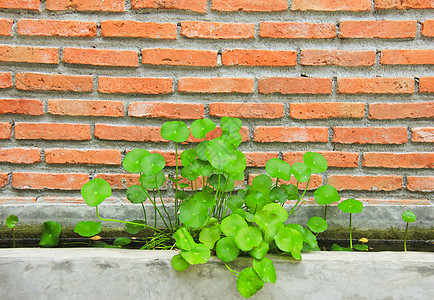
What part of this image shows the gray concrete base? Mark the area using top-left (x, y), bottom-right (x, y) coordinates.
top-left (0, 249), bottom-right (433, 300)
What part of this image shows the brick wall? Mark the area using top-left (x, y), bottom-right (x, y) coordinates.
top-left (0, 1), bottom-right (432, 211)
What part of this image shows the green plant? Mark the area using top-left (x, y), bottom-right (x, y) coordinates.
top-left (5, 215), bottom-right (19, 248)
top-left (402, 210), bottom-right (416, 252)
top-left (39, 221), bottom-right (62, 247)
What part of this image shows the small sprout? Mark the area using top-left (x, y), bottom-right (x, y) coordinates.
top-left (40, 221), bottom-right (62, 247)
top-left (338, 199), bottom-right (364, 249)
top-left (402, 210), bottom-right (416, 252)
top-left (5, 215), bottom-right (19, 248)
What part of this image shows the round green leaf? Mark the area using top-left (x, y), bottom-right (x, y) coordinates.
top-left (114, 237), bottom-right (131, 246)
top-left (307, 216), bottom-right (328, 233)
top-left (274, 227), bottom-right (303, 253)
top-left (232, 208), bottom-right (247, 219)
top-left (246, 212), bottom-right (255, 222)
top-left (249, 240), bottom-right (269, 260)
top-left (221, 214), bottom-right (247, 237)
top-left (221, 131), bottom-right (242, 148)
top-left (402, 210), bottom-right (416, 223)
top-left (122, 149), bottom-right (150, 173)
top-left (190, 159), bottom-right (213, 177)
top-left (81, 178), bottom-right (112, 207)
top-left (262, 203), bottom-right (288, 223)
top-left (216, 236), bottom-right (240, 262)
top-left (74, 221), bottom-right (102, 237)
top-left (199, 225), bottom-right (221, 249)
top-left (224, 150), bottom-right (246, 174)
top-left (281, 184), bottom-right (299, 200)
top-left (139, 171), bottom-right (165, 189)
top-left (190, 119), bottom-right (216, 139)
top-left (141, 153), bottom-right (166, 176)
top-left (252, 174), bottom-right (273, 188)
top-left (225, 195), bottom-right (244, 211)
top-left (126, 220), bottom-right (145, 234)
top-left (253, 258), bottom-right (276, 284)
top-left (196, 140), bottom-right (209, 160)
top-left (303, 152), bottom-right (327, 174)
top-left (221, 117), bottom-right (242, 134)
top-left (234, 226), bottom-right (263, 251)
top-left (181, 244), bottom-right (211, 264)
top-left (161, 121), bottom-right (190, 143)
top-left (353, 244), bottom-right (369, 251)
top-left (181, 164), bottom-right (199, 181)
top-left (237, 268), bottom-right (264, 299)
top-left (314, 185), bottom-right (340, 205)
top-left (181, 149), bottom-right (197, 166)
top-left (208, 174), bottom-right (227, 190)
top-left (290, 162), bottom-right (311, 183)
top-left (301, 228), bottom-right (318, 249)
top-left (126, 185), bottom-right (149, 204)
top-left (270, 187), bottom-right (289, 204)
top-left (266, 158), bottom-right (291, 181)
top-left (205, 138), bottom-right (237, 170)
top-left (179, 199), bottom-right (209, 228)
top-left (254, 210), bottom-right (283, 238)
top-left (338, 198), bottom-right (363, 214)
top-left (173, 227), bottom-right (196, 251)
top-left (193, 191), bottom-right (215, 208)
top-left (5, 215), bottom-right (18, 228)
top-left (172, 254), bottom-right (190, 271)
top-left (39, 221), bottom-right (61, 247)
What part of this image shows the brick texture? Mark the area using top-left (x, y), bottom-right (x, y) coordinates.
top-left (369, 102), bottom-right (434, 119)
top-left (131, 0), bottom-right (207, 12)
top-left (209, 102), bottom-right (284, 119)
top-left (46, 0), bottom-right (124, 12)
top-left (62, 48), bottom-right (138, 67)
top-left (419, 77), bottom-right (434, 93)
top-left (0, 72), bottom-right (13, 88)
top-left (327, 175), bottom-right (402, 191)
top-left (18, 19), bottom-right (97, 37)
top-left (45, 149), bottom-right (122, 165)
top-left (12, 172), bottom-right (89, 190)
top-left (212, 0), bottom-right (287, 11)
top-left (407, 177), bottom-right (434, 192)
top-left (380, 50), bottom-right (434, 65)
top-left (178, 77), bottom-right (254, 93)
top-left (339, 21), bottom-right (417, 39)
top-left (292, 0), bottom-right (371, 11)
top-left (374, 0), bottom-right (433, 9)
top-left (249, 174), bottom-right (323, 190)
top-left (0, 122), bottom-right (12, 139)
top-left (128, 102), bottom-right (204, 119)
top-left (98, 77), bottom-right (172, 94)
top-left (338, 78), bottom-right (415, 94)
top-left (260, 22), bottom-right (335, 39)
top-left (95, 124), bottom-right (164, 142)
top-left (245, 152), bottom-right (279, 167)
top-left (142, 48), bottom-right (218, 67)
top-left (15, 123), bottom-right (91, 140)
top-left (254, 127), bottom-right (329, 143)
top-left (0, 99), bottom-right (44, 115)
top-left (47, 99), bottom-right (124, 117)
top-left (290, 102), bottom-right (365, 119)
top-left (181, 21), bottom-right (255, 39)
top-left (0, 148), bottom-right (41, 164)
top-left (300, 50), bottom-right (376, 66)
top-left (0, 45), bottom-right (58, 64)
top-left (0, 19), bottom-right (13, 36)
top-left (411, 127), bottom-right (434, 142)
top-left (95, 174), bottom-right (141, 189)
top-left (333, 127), bottom-right (408, 144)
top-left (363, 153), bottom-right (434, 168)
top-left (259, 77), bottom-right (333, 94)
top-left (282, 151), bottom-right (360, 168)
top-left (422, 20), bottom-right (434, 37)
top-left (16, 73), bottom-right (93, 92)
top-left (0, 173), bottom-right (8, 188)
top-left (101, 21), bottom-right (176, 39)
top-left (222, 49), bottom-right (297, 67)
top-left (0, 0), bottom-right (40, 10)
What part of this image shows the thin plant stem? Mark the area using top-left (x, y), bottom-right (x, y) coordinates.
top-left (141, 202), bottom-right (148, 240)
top-left (324, 205), bottom-right (328, 221)
top-left (174, 142), bottom-right (179, 227)
top-left (155, 174), bottom-right (173, 231)
top-left (349, 213), bottom-right (353, 249)
top-left (147, 192), bottom-right (171, 232)
top-left (289, 179), bottom-right (310, 215)
top-left (224, 262), bottom-right (240, 276)
top-left (404, 222), bottom-right (409, 252)
top-left (12, 227), bottom-right (15, 248)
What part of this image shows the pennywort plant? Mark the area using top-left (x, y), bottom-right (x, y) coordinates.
top-left (5, 215), bottom-right (19, 248)
top-left (402, 210), bottom-right (416, 252)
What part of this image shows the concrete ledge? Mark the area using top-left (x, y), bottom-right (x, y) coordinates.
top-left (0, 249), bottom-right (433, 299)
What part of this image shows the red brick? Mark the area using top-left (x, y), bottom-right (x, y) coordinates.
top-left (0, 19), bottom-right (13, 36)
top-left (290, 102), bottom-right (364, 119)
top-left (259, 77), bottom-right (332, 94)
top-left (212, 0), bottom-right (287, 11)
top-left (0, 99), bottom-right (44, 115)
top-left (412, 127), bottom-right (434, 142)
top-left (95, 124), bottom-right (164, 142)
top-left (300, 50), bottom-right (376, 66)
top-left (419, 77), bottom-right (434, 93)
top-left (245, 152), bottom-right (279, 167)
top-left (260, 22), bottom-right (336, 39)
top-left (0, 0), bottom-right (40, 10)
top-left (209, 102), bottom-right (283, 119)
top-left (16, 73), bottom-right (93, 92)
top-left (339, 21), bottom-right (417, 39)
top-left (407, 177), bottom-right (434, 192)
top-left (98, 77), bottom-right (172, 94)
top-left (46, 0), bottom-right (124, 11)
top-left (187, 127), bottom-right (250, 143)
top-left (248, 174), bottom-right (323, 190)
top-left (369, 102), bottom-right (434, 119)
top-left (0, 197), bottom-right (37, 204)
top-left (254, 127), bottom-right (329, 143)
top-left (17, 19), bottom-right (97, 37)
top-left (338, 78), bottom-right (415, 94)
top-left (101, 21), bottom-right (176, 39)
top-left (0, 173), bottom-right (8, 188)
top-left (15, 123), bottom-right (91, 140)
top-left (282, 151), bottom-right (360, 168)
top-left (0, 45), bottom-right (58, 64)
top-left (177, 176), bottom-right (244, 191)
top-left (131, 0), bottom-right (206, 12)
top-left (380, 50), bottom-right (434, 65)
top-left (47, 99), bottom-right (124, 117)
top-left (222, 49), bottom-right (297, 67)
top-left (12, 172), bottom-right (89, 190)
top-left (327, 175), bottom-right (402, 191)
top-left (0, 148), bottom-right (41, 163)
top-left (150, 150), bottom-right (179, 167)
top-left (129, 102), bottom-right (204, 119)
top-left (142, 48), bottom-right (218, 67)
top-left (181, 21), bottom-right (255, 39)
top-left (0, 122), bottom-right (12, 139)
top-left (178, 77), bottom-right (254, 93)
top-left (421, 20), bottom-right (434, 37)
top-left (0, 72), bottom-right (12, 88)
top-left (95, 174), bottom-right (140, 189)
top-left (63, 48), bottom-right (138, 67)
top-left (333, 127), bottom-right (408, 144)
top-left (292, 0), bottom-right (370, 11)
top-left (363, 152), bottom-right (434, 168)
top-left (375, 0), bottom-right (433, 9)
top-left (46, 149), bottom-right (121, 165)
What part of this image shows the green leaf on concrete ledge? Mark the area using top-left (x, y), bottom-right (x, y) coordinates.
top-left (40, 221), bottom-right (61, 247)
top-left (74, 221), bottom-right (102, 237)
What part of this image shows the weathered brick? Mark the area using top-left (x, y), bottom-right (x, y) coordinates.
top-left (375, 0), bottom-right (433, 9)
top-left (12, 172), bottom-right (89, 190)
top-left (407, 177), bottom-right (434, 192)
top-left (0, 122), bottom-right (12, 139)
top-left (222, 49), bottom-right (297, 67)
top-left (142, 48), bottom-right (218, 67)
top-left (0, 148), bottom-right (41, 164)
top-left (131, 0), bottom-right (207, 12)
top-left (338, 78), bottom-right (414, 94)
top-left (282, 151), bottom-right (360, 168)
top-left (290, 102), bottom-right (365, 119)
top-left (212, 0), bottom-right (287, 11)
top-left (62, 48), bottom-right (138, 67)
top-left (0, 173), bottom-right (8, 188)
top-left (181, 21), bottom-right (255, 39)
top-left (254, 127), bottom-right (329, 143)
top-left (333, 127), bottom-right (408, 144)
top-left (187, 127), bottom-right (250, 143)
top-left (0, 197), bottom-right (37, 204)
top-left (15, 123), bottom-right (91, 140)
top-left (46, 149), bottom-right (121, 165)
top-left (363, 152), bottom-right (434, 168)
top-left (412, 127), bottom-right (434, 142)
top-left (380, 49), bottom-right (434, 65)
top-left (339, 21), bottom-right (417, 39)
top-left (369, 102), bottom-right (434, 119)
top-left (46, 0), bottom-right (124, 11)
top-left (258, 77), bottom-right (332, 94)
top-left (48, 99), bottom-right (124, 117)
top-left (18, 19), bottom-right (97, 37)
top-left (292, 0), bottom-right (370, 11)
top-left (327, 175), bottom-right (402, 191)
top-left (209, 102), bottom-right (284, 119)
top-left (244, 152), bottom-right (279, 167)
top-left (98, 77), bottom-right (172, 94)
top-left (419, 77), bottom-right (434, 93)
top-left (0, 45), bottom-right (58, 64)
top-left (101, 21), bottom-right (176, 39)
top-left (0, 0), bottom-right (40, 10)
top-left (421, 19), bottom-right (434, 37)
top-left (0, 99), bottom-right (44, 115)
top-left (260, 22), bottom-right (336, 39)
top-left (16, 73), bottom-right (93, 92)
top-left (178, 77), bottom-right (254, 93)
top-left (0, 19), bottom-right (13, 36)
top-left (95, 124), bottom-right (164, 142)
top-left (300, 50), bottom-right (376, 66)
top-left (248, 174), bottom-right (323, 190)
top-left (95, 174), bottom-right (140, 190)
top-left (0, 72), bottom-right (12, 88)
top-left (129, 102), bottom-right (204, 119)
